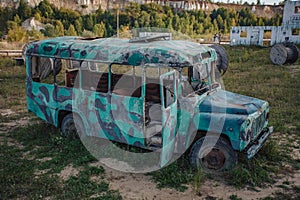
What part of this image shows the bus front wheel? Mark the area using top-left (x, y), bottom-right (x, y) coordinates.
top-left (189, 136), bottom-right (237, 172)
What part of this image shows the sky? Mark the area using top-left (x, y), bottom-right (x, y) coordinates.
top-left (216, 0), bottom-right (282, 5)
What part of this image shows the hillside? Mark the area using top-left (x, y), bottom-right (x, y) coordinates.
top-left (0, 0), bottom-right (284, 18)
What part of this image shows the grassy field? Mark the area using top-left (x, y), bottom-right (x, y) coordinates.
top-left (0, 45), bottom-right (300, 199)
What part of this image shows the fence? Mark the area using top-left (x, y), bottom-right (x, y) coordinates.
top-left (0, 50), bottom-right (22, 57)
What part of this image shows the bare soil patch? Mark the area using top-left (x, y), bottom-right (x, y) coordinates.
top-left (34, 169), bottom-right (51, 178)
top-left (89, 160), bottom-right (300, 199)
top-left (58, 164), bottom-right (81, 181)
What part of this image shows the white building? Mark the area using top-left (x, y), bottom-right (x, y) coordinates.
top-left (230, 0), bottom-right (300, 46)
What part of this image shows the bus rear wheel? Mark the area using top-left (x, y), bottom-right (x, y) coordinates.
top-left (189, 136), bottom-right (237, 172)
top-left (61, 113), bottom-right (85, 139)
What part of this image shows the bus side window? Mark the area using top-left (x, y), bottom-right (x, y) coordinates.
top-left (56, 59), bottom-right (80, 88)
top-left (31, 56), bottom-right (53, 84)
top-left (111, 64), bottom-right (141, 97)
top-left (80, 61), bottom-right (109, 93)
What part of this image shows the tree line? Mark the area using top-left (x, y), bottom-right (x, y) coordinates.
top-left (0, 0), bottom-right (282, 42)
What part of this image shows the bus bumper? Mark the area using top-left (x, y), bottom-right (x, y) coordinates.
top-left (247, 126), bottom-right (274, 159)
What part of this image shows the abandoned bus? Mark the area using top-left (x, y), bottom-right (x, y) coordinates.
top-left (25, 35), bottom-right (273, 171)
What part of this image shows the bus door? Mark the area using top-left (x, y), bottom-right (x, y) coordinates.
top-left (160, 70), bottom-right (178, 167)
top-left (108, 64), bottom-right (146, 146)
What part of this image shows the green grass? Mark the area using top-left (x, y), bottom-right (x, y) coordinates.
top-left (1, 45), bottom-right (300, 196)
top-left (0, 123), bottom-right (121, 199)
top-left (148, 157), bottom-right (194, 192)
top-left (222, 46), bottom-right (300, 188)
top-left (224, 46), bottom-right (300, 134)
top-left (0, 58), bottom-right (26, 110)
top-left (227, 140), bottom-right (283, 188)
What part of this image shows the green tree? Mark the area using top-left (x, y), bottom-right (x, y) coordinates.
top-left (28, 29), bottom-right (44, 40)
top-left (74, 18), bottom-right (83, 35)
top-left (65, 24), bottom-right (77, 36)
top-left (14, 14), bottom-right (22, 25)
top-left (34, 12), bottom-right (42, 21)
top-left (0, 7), bottom-right (15, 34)
top-left (203, 15), bottom-right (212, 31)
top-left (85, 15), bottom-right (95, 31)
top-left (105, 24), bottom-right (114, 37)
top-left (55, 20), bottom-right (64, 36)
top-left (172, 14), bottom-right (181, 31)
top-left (152, 13), bottom-right (165, 28)
top-left (139, 11), bottom-right (150, 27)
top-left (57, 8), bottom-right (80, 28)
top-left (195, 23), bottom-right (204, 34)
top-left (134, 20), bottom-right (139, 28)
top-left (258, 17), bottom-right (264, 26)
top-left (17, 0), bottom-right (32, 20)
top-left (7, 26), bottom-right (27, 42)
top-left (273, 14), bottom-right (282, 26)
top-left (230, 18), bottom-right (236, 27)
top-left (217, 15), bottom-right (224, 30)
top-left (223, 20), bottom-right (228, 34)
top-left (213, 19), bottom-right (219, 32)
top-left (7, 21), bottom-right (18, 30)
top-left (38, 0), bottom-right (53, 18)
top-left (126, 2), bottom-right (141, 23)
top-left (41, 24), bottom-right (56, 37)
top-left (93, 22), bottom-right (106, 37)
top-left (82, 30), bottom-right (96, 37)
top-left (96, 5), bottom-right (104, 15)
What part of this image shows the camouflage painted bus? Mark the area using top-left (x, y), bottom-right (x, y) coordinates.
top-left (24, 35), bottom-right (273, 171)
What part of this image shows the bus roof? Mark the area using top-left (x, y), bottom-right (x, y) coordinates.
top-left (26, 36), bottom-right (216, 67)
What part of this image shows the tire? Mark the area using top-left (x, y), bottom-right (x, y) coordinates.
top-left (189, 136), bottom-right (237, 172)
top-left (210, 44), bottom-right (229, 76)
top-left (61, 113), bottom-right (85, 139)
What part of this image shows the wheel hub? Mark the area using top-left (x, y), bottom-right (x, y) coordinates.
top-left (201, 148), bottom-right (226, 170)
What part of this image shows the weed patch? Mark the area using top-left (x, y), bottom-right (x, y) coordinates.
top-left (227, 140), bottom-right (283, 187)
top-left (148, 157), bottom-right (194, 192)
top-left (0, 122), bottom-right (121, 199)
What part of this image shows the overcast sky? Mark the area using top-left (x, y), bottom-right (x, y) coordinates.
top-left (216, 0), bottom-right (282, 5)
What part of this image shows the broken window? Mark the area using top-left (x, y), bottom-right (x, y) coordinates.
top-left (263, 30), bottom-right (272, 46)
top-left (79, 61), bottom-right (109, 92)
top-left (31, 56), bottom-right (54, 84)
top-left (111, 64), bottom-right (133, 75)
top-left (82, 61), bottom-right (108, 73)
top-left (240, 31), bottom-right (248, 38)
top-left (292, 28), bottom-right (300, 35)
top-left (56, 59), bottom-right (80, 87)
top-left (31, 56), bottom-right (64, 84)
top-left (111, 64), bottom-right (141, 97)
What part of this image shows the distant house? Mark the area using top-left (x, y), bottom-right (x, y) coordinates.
top-left (21, 17), bottom-right (45, 31)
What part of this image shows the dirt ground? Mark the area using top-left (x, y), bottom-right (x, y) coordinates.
top-left (1, 108), bottom-right (300, 200)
